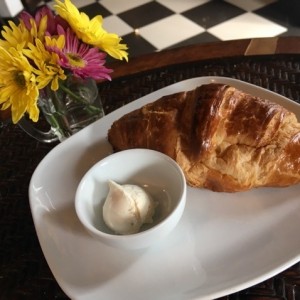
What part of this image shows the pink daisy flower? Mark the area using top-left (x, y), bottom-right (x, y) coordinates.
top-left (53, 26), bottom-right (112, 81)
top-left (20, 5), bottom-right (68, 36)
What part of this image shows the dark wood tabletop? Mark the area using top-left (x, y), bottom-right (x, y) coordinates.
top-left (0, 36), bottom-right (299, 300)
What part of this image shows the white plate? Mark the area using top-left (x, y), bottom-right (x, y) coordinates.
top-left (29, 77), bottom-right (300, 300)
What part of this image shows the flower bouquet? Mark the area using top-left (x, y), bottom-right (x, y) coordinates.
top-left (0, 0), bottom-right (128, 141)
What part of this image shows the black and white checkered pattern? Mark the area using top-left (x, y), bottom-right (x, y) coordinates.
top-left (38, 0), bottom-right (300, 57)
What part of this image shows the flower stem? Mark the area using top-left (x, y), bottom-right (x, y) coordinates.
top-left (59, 83), bottom-right (83, 103)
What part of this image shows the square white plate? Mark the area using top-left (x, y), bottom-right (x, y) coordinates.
top-left (29, 77), bottom-right (300, 300)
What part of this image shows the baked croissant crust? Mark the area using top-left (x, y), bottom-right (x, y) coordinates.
top-left (108, 83), bottom-right (300, 192)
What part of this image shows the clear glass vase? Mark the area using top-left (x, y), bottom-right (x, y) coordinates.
top-left (19, 76), bottom-right (105, 143)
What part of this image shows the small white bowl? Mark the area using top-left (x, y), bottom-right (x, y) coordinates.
top-left (75, 149), bottom-right (186, 250)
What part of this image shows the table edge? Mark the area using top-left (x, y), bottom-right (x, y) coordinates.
top-left (108, 36), bottom-right (300, 79)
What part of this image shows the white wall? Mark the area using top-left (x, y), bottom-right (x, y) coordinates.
top-left (0, 0), bottom-right (24, 18)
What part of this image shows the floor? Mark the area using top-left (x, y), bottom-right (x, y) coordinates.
top-left (36, 0), bottom-right (300, 57)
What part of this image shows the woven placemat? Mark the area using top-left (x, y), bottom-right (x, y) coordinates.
top-left (0, 54), bottom-right (299, 300)
top-left (99, 54), bottom-right (300, 112)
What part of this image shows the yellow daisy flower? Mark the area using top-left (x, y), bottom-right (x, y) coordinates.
top-left (44, 34), bottom-right (65, 50)
top-left (0, 20), bottom-right (32, 50)
top-left (27, 14), bottom-right (48, 42)
top-left (54, 0), bottom-right (128, 61)
top-left (0, 47), bottom-right (39, 123)
top-left (23, 38), bottom-right (67, 91)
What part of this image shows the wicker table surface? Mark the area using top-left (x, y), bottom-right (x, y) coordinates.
top-left (0, 37), bottom-right (300, 300)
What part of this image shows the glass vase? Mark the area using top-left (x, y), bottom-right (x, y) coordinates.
top-left (19, 76), bottom-right (105, 143)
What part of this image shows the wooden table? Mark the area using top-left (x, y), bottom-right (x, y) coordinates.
top-left (0, 36), bottom-right (299, 299)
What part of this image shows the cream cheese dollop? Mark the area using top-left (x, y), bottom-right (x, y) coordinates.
top-left (103, 180), bottom-right (156, 235)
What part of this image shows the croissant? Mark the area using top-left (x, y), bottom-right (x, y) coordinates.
top-left (108, 83), bottom-right (300, 192)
